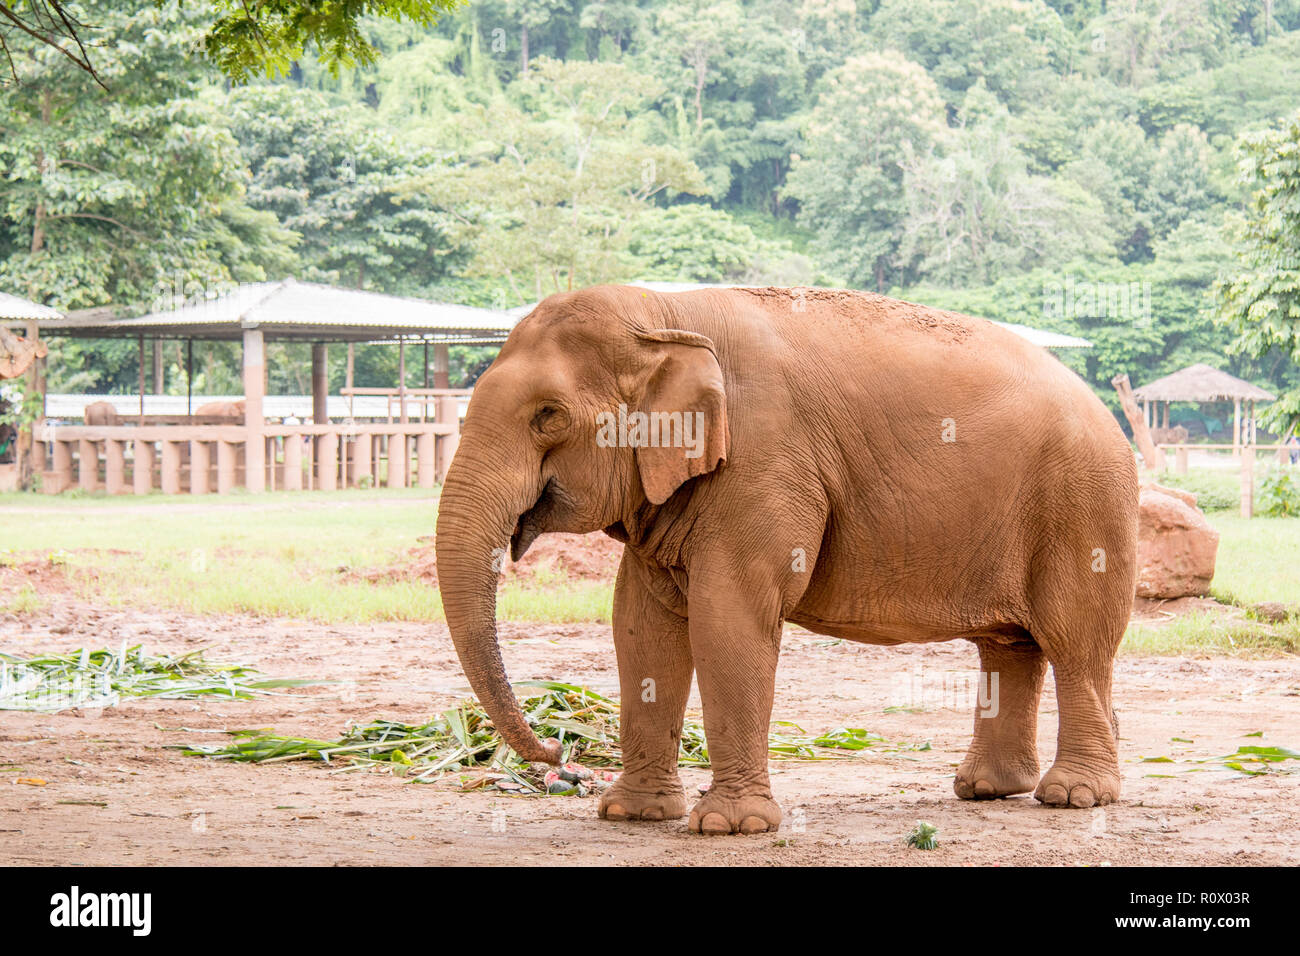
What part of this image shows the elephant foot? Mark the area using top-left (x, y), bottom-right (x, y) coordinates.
top-left (1034, 762), bottom-right (1121, 808)
top-left (688, 790), bottom-right (782, 835)
top-left (953, 752), bottom-right (1039, 800)
top-left (598, 779), bottom-right (686, 822)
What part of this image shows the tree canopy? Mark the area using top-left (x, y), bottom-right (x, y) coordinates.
top-left (1, 0), bottom-right (1297, 423)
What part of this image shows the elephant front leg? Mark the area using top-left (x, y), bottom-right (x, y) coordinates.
top-left (686, 585), bottom-right (784, 835)
top-left (599, 556), bottom-right (693, 823)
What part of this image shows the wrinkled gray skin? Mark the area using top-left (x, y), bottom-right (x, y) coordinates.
top-left (435, 285), bottom-right (1138, 835)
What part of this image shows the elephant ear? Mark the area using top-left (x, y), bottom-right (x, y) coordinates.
top-left (633, 329), bottom-right (729, 505)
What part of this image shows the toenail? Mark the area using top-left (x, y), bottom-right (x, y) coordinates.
top-left (1069, 787), bottom-right (1096, 808)
top-left (1041, 783), bottom-right (1068, 805)
top-left (700, 812), bottom-right (731, 835)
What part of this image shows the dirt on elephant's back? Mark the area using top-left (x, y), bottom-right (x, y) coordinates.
top-left (363, 532), bottom-right (624, 588)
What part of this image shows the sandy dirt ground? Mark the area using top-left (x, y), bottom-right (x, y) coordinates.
top-left (2, 585), bottom-right (1298, 867)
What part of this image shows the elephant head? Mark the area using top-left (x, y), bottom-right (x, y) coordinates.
top-left (434, 286), bottom-right (729, 763)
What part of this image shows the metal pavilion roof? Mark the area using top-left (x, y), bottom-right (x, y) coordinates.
top-left (0, 292), bottom-right (64, 322)
top-left (31, 279), bottom-right (514, 344)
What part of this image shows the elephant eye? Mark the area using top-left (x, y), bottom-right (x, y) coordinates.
top-left (531, 402), bottom-right (568, 434)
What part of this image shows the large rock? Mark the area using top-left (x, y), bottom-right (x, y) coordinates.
top-left (1136, 483), bottom-right (1219, 599)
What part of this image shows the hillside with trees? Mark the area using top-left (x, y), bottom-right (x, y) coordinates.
top-left (2, 0), bottom-right (1298, 424)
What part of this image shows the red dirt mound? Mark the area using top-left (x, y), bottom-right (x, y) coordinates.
top-left (367, 532), bottom-right (624, 588)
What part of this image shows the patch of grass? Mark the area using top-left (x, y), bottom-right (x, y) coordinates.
top-left (497, 580), bottom-right (613, 624)
top-left (0, 586), bottom-right (42, 616)
top-left (0, 489), bottom-right (609, 624)
top-left (1208, 514), bottom-right (1300, 606)
top-left (4, 483), bottom-right (1299, 642)
top-left (1123, 610), bottom-right (1300, 656)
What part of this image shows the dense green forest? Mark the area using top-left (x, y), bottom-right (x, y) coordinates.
top-left (2, 0), bottom-right (1299, 430)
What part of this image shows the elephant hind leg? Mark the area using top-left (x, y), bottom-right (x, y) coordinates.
top-left (954, 638), bottom-right (1045, 800)
top-left (1031, 621), bottom-right (1124, 809)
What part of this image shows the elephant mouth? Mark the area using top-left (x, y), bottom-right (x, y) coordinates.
top-left (510, 477), bottom-right (572, 562)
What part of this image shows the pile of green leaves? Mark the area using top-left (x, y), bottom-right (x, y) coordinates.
top-left (0, 644), bottom-right (322, 713)
top-left (179, 680), bottom-right (918, 792)
top-left (906, 820), bottom-right (939, 851)
top-left (1206, 745), bottom-right (1300, 775)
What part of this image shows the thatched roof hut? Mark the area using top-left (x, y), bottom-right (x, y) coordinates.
top-left (1133, 363), bottom-right (1275, 403)
top-left (1133, 363), bottom-right (1274, 451)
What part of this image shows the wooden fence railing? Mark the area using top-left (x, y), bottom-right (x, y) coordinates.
top-left (33, 421), bottom-right (459, 495)
top-left (1155, 442), bottom-right (1295, 518)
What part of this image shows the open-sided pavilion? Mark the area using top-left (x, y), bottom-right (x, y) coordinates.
top-left (27, 279), bottom-right (514, 494)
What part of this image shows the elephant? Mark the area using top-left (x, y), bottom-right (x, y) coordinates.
top-left (83, 401), bottom-right (121, 426)
top-left (435, 285), bottom-right (1139, 835)
top-left (194, 400), bottom-right (245, 421)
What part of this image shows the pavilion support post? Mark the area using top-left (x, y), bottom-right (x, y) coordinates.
top-left (152, 339), bottom-right (164, 392)
top-left (346, 343), bottom-right (355, 419)
top-left (398, 341), bottom-right (408, 424)
top-left (1241, 441), bottom-right (1254, 518)
top-left (1233, 398), bottom-right (1241, 458)
top-left (186, 339), bottom-right (193, 414)
top-left (434, 343), bottom-right (450, 390)
top-left (134, 439), bottom-right (154, 494)
top-left (243, 327), bottom-right (266, 492)
top-left (137, 335), bottom-right (146, 423)
top-left (312, 343), bottom-right (328, 425)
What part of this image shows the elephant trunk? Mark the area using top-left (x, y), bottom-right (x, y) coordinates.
top-left (435, 447), bottom-right (561, 766)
